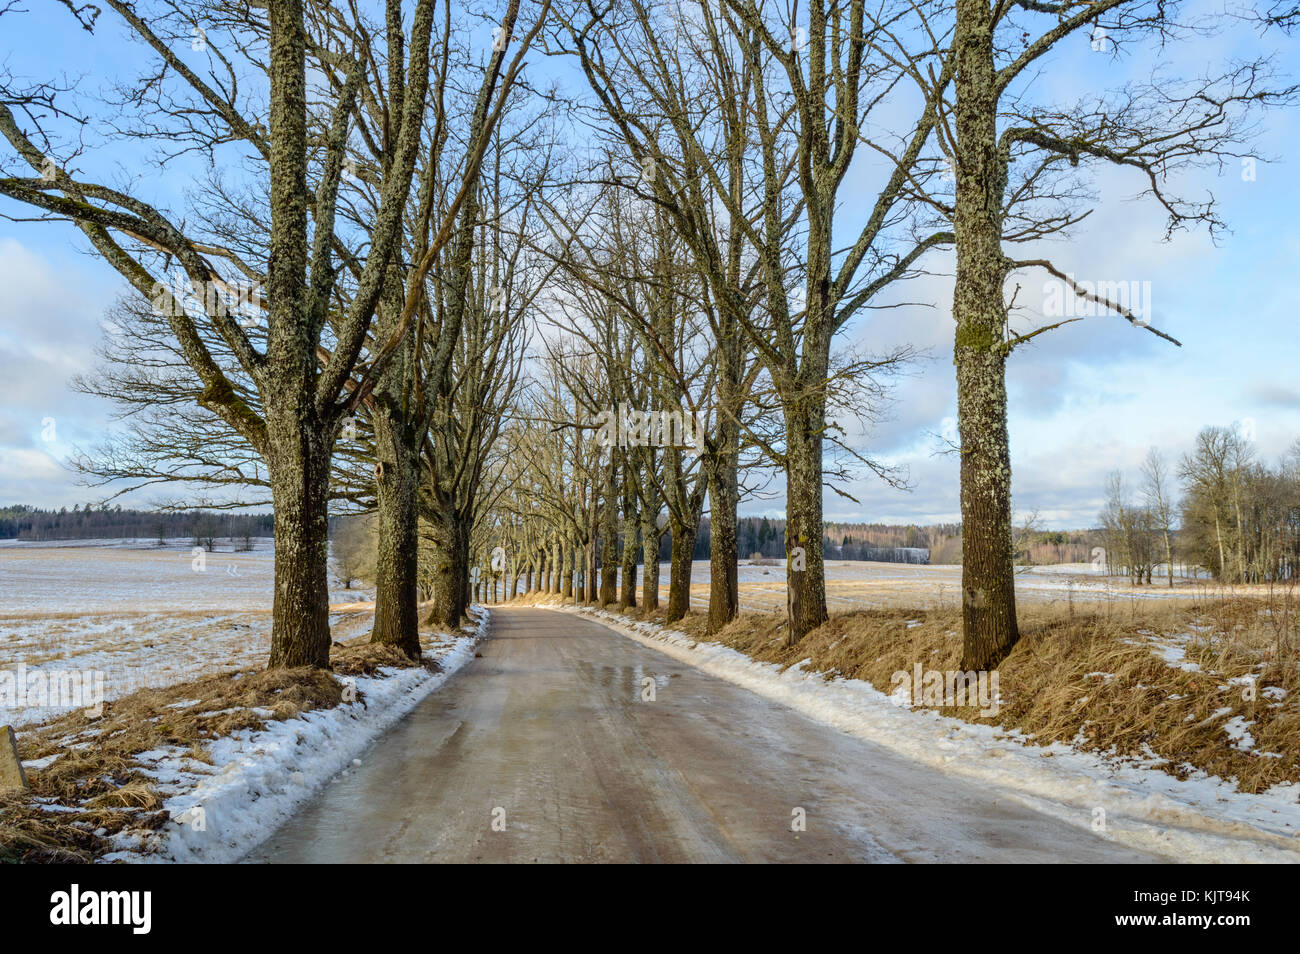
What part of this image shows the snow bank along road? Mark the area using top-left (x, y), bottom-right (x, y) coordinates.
top-left (247, 607), bottom-right (1166, 863)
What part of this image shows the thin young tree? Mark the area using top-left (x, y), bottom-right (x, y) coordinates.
top-left (1141, 447), bottom-right (1177, 587)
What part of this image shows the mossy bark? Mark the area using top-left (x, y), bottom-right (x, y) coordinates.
top-left (424, 511), bottom-right (468, 630)
top-left (263, 0), bottom-right (332, 670)
top-left (640, 510), bottom-right (660, 613)
top-left (619, 468), bottom-right (638, 609)
top-left (665, 519), bottom-right (696, 624)
top-left (954, 0), bottom-right (1018, 669)
top-left (783, 401), bottom-right (829, 643)
top-left (707, 437), bottom-right (740, 633)
top-left (370, 439), bottom-right (421, 658)
top-left (600, 460), bottom-right (618, 606)
top-left (265, 423), bottom-right (333, 669)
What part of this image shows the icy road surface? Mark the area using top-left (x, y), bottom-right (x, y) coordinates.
top-left (247, 608), bottom-right (1166, 863)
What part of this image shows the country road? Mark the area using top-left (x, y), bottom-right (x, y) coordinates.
top-left (246, 607), bottom-right (1167, 863)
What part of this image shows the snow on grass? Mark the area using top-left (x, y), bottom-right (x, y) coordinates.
top-left (103, 608), bottom-right (489, 864)
top-left (0, 538), bottom-right (278, 616)
top-left (21, 753), bottom-right (62, 771)
top-left (1223, 716), bottom-right (1257, 752)
top-left (1127, 634), bottom-right (1203, 673)
top-left (572, 606), bottom-right (1300, 864)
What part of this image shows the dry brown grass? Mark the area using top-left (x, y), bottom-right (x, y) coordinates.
top-left (332, 640), bottom-right (442, 676)
top-left (669, 596), bottom-right (1300, 794)
top-left (0, 626), bottom-right (442, 863)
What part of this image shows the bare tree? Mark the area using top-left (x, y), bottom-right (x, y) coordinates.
top-left (419, 147), bottom-right (539, 628)
top-left (1141, 447), bottom-right (1177, 586)
top-left (332, 514), bottom-right (376, 589)
top-left (944, 0), bottom-right (1294, 667)
top-left (361, 1), bottom-right (545, 656)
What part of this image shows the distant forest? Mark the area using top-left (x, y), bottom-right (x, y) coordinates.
top-left (2, 505), bottom-right (1099, 567)
top-left (0, 505), bottom-right (273, 543)
top-left (664, 518), bottom-right (1096, 565)
top-left (711, 518), bottom-right (948, 564)
top-left (641, 516), bottom-right (944, 563)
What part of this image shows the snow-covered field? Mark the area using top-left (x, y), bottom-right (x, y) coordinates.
top-left (573, 604), bottom-right (1300, 863)
top-left (0, 538), bottom-right (372, 725)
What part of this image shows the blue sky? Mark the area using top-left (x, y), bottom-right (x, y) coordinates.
top-left (1, 1), bottom-right (1297, 528)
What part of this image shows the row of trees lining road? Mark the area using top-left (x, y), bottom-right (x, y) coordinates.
top-left (2, 0), bottom-right (1294, 670)
top-left (554, 0), bottom-right (937, 638)
top-left (0, 0), bottom-right (545, 667)
top-left (512, 0), bottom-right (1291, 664)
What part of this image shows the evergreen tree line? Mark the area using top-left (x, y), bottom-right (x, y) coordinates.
top-left (0, 505), bottom-right (273, 545)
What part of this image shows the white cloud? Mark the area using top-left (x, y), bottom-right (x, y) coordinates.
top-left (0, 238), bottom-right (123, 505)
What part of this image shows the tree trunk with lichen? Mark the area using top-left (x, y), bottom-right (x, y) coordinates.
top-left (665, 517), bottom-right (695, 624)
top-left (560, 539), bottom-right (573, 599)
top-left (423, 509), bottom-right (468, 631)
top-left (619, 466), bottom-right (638, 609)
top-left (368, 271), bottom-right (423, 659)
top-left (265, 415), bottom-right (334, 669)
top-left (954, 0), bottom-right (1019, 670)
top-left (585, 506), bottom-right (599, 602)
top-left (600, 460), bottom-right (618, 606)
top-left (707, 339), bottom-right (743, 633)
top-left (640, 507), bottom-right (660, 614)
top-left (782, 395), bottom-right (829, 644)
top-left (370, 429), bottom-right (422, 659)
top-left (260, 0), bottom-right (336, 670)
top-left (707, 426), bottom-right (740, 633)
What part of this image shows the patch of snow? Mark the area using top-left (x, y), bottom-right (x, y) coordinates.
top-left (1146, 638), bottom-right (1202, 672)
top-left (1222, 716), bottom-right (1256, 752)
top-left (21, 753), bottom-right (62, 771)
